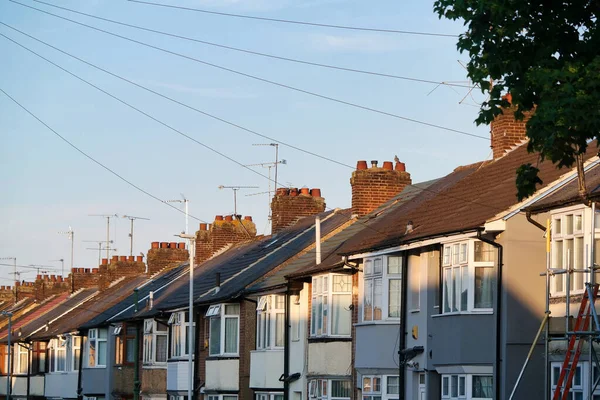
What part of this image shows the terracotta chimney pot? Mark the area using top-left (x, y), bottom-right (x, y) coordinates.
top-left (127, 256), bottom-right (134, 262)
top-left (92, 268), bottom-right (99, 274)
top-left (311, 188), bottom-right (322, 198)
top-left (101, 258), bottom-right (108, 265)
top-left (215, 215), bottom-right (224, 221)
top-left (199, 223), bottom-right (207, 231)
top-left (151, 242), bottom-right (159, 249)
top-left (160, 242), bottom-right (169, 249)
top-left (177, 242), bottom-right (186, 249)
top-left (276, 188), bottom-right (289, 196)
top-left (225, 215), bottom-right (233, 222)
top-left (169, 242), bottom-right (177, 249)
top-left (289, 188), bottom-right (299, 197)
top-left (300, 187), bottom-right (310, 195)
top-left (371, 160), bottom-right (378, 168)
top-left (395, 162), bottom-right (406, 172)
top-left (357, 160), bottom-right (368, 170)
top-left (119, 256), bottom-right (127, 262)
top-left (244, 216), bottom-right (253, 221)
top-left (136, 256), bottom-right (143, 262)
top-left (382, 161), bottom-right (393, 171)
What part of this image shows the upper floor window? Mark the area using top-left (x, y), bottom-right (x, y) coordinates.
top-left (207, 303), bottom-right (239, 356)
top-left (256, 295), bottom-right (285, 349)
top-left (363, 256), bottom-right (402, 322)
top-left (115, 324), bottom-right (136, 365)
top-left (362, 375), bottom-right (400, 400)
top-left (442, 240), bottom-right (495, 314)
top-left (552, 210), bottom-right (585, 295)
top-left (309, 379), bottom-right (351, 400)
top-left (143, 319), bottom-right (168, 365)
top-left (48, 336), bottom-right (78, 373)
top-left (311, 274), bottom-right (352, 337)
top-left (441, 373), bottom-right (493, 400)
top-left (31, 342), bottom-right (47, 374)
top-left (14, 343), bottom-right (29, 375)
top-left (87, 328), bottom-right (107, 368)
top-left (169, 311), bottom-right (192, 358)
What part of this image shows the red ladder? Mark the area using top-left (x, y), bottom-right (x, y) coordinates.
top-left (552, 284), bottom-right (599, 400)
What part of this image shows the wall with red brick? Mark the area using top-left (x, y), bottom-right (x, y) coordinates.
top-left (490, 96), bottom-right (532, 159)
top-left (238, 299), bottom-right (256, 400)
top-left (147, 242), bottom-right (189, 275)
top-left (350, 160), bottom-right (411, 217)
top-left (271, 188), bottom-right (325, 234)
top-left (194, 216), bottom-right (257, 266)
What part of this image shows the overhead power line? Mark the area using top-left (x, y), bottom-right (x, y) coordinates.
top-left (9, 1), bottom-right (486, 140)
top-left (31, 0), bottom-right (471, 88)
top-left (0, 22), bottom-right (353, 169)
top-left (0, 86), bottom-right (208, 224)
top-left (126, 0), bottom-right (459, 37)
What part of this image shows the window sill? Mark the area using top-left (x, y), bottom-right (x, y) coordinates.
top-left (251, 348), bottom-right (284, 352)
top-left (409, 309), bottom-right (420, 314)
top-left (206, 355), bottom-right (240, 361)
top-left (84, 366), bottom-right (107, 369)
top-left (354, 321), bottom-right (400, 326)
top-left (432, 310), bottom-right (493, 318)
top-left (142, 364), bottom-right (167, 369)
top-left (307, 336), bottom-right (352, 343)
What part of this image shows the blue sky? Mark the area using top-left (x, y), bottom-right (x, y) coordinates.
top-left (0, 0), bottom-right (490, 283)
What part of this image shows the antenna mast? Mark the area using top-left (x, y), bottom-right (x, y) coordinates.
top-left (89, 214), bottom-right (118, 260)
top-left (218, 185), bottom-right (259, 216)
top-left (122, 215), bottom-right (150, 256)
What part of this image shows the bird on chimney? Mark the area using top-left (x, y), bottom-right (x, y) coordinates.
top-left (394, 155), bottom-right (400, 163)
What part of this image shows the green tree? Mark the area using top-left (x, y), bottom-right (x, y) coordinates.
top-left (433, 1), bottom-right (600, 200)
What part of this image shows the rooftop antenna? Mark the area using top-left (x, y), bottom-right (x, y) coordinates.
top-left (122, 215), bottom-right (150, 256)
top-left (252, 143), bottom-right (281, 192)
top-left (166, 194), bottom-right (189, 234)
top-left (83, 240), bottom-right (113, 266)
top-left (89, 214), bottom-right (118, 260)
top-left (58, 226), bottom-right (75, 278)
top-left (218, 185), bottom-right (259, 216)
top-left (245, 159), bottom-right (287, 231)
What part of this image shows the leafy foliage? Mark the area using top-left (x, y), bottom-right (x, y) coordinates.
top-left (433, 1), bottom-right (600, 200)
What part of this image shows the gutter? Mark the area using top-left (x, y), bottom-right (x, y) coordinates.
top-left (476, 230), bottom-right (503, 400)
top-left (398, 252), bottom-right (408, 400)
top-left (526, 211), bottom-right (548, 232)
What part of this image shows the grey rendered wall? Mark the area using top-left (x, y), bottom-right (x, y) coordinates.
top-left (82, 368), bottom-right (108, 396)
top-left (498, 214), bottom-right (547, 400)
top-left (355, 324), bottom-right (400, 371)
top-left (45, 372), bottom-right (78, 398)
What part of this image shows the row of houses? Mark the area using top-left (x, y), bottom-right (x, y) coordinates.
top-left (1, 105), bottom-right (598, 400)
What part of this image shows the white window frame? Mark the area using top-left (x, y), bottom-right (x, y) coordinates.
top-left (207, 395), bottom-right (238, 400)
top-left (143, 319), bottom-right (168, 365)
top-left (86, 328), bottom-right (107, 368)
top-left (256, 294), bottom-right (285, 350)
top-left (441, 240), bottom-right (495, 315)
top-left (311, 274), bottom-right (352, 337)
top-left (256, 392), bottom-right (284, 400)
top-left (441, 374), bottom-right (493, 400)
top-left (551, 208), bottom-right (586, 296)
top-left (67, 335), bottom-right (81, 372)
top-left (362, 256), bottom-right (402, 323)
top-left (208, 303), bottom-right (240, 356)
top-left (48, 338), bottom-right (67, 373)
top-left (308, 379), bottom-right (352, 400)
top-left (550, 361), bottom-right (600, 399)
top-left (14, 343), bottom-right (29, 375)
top-left (169, 311), bottom-right (191, 359)
top-left (362, 375), bottom-right (400, 400)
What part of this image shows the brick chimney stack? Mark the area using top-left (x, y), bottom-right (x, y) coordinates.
top-left (195, 215), bottom-right (257, 265)
top-left (351, 159), bottom-right (411, 217)
top-left (146, 242), bottom-right (189, 275)
top-left (491, 94), bottom-right (532, 159)
top-left (270, 188), bottom-right (325, 234)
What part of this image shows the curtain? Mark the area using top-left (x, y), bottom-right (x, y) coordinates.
top-left (224, 317), bottom-right (238, 353)
top-left (331, 294), bottom-right (351, 335)
top-left (275, 313), bottom-right (285, 347)
top-left (156, 334), bottom-right (167, 362)
top-left (331, 381), bottom-right (351, 398)
top-left (475, 267), bottom-right (494, 308)
top-left (209, 317), bottom-right (221, 355)
top-left (472, 376), bottom-right (493, 398)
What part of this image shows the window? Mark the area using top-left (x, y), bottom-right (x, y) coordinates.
top-left (31, 342), bottom-right (46, 374)
top-left (442, 240), bottom-right (495, 314)
top-left (552, 210), bottom-right (585, 295)
top-left (169, 311), bottom-right (193, 358)
top-left (311, 274), bottom-right (352, 336)
top-left (143, 319), bottom-right (168, 365)
top-left (256, 295), bottom-right (285, 349)
top-left (115, 324), bottom-right (136, 365)
top-left (87, 328), bottom-right (107, 368)
top-left (441, 374), bottom-right (492, 400)
top-left (48, 338), bottom-right (67, 373)
top-left (257, 392), bottom-right (284, 400)
top-left (208, 304), bottom-right (239, 356)
top-left (0, 345), bottom-right (8, 374)
top-left (207, 395), bottom-right (237, 400)
top-left (362, 375), bottom-right (399, 400)
top-left (309, 379), bottom-right (351, 400)
top-left (550, 361), bottom-right (600, 399)
top-left (363, 256), bottom-right (402, 322)
top-left (68, 336), bottom-right (81, 372)
top-left (14, 343), bottom-right (29, 374)
top-left (363, 376), bottom-right (381, 400)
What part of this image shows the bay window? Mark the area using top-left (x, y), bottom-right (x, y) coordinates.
top-left (363, 256), bottom-right (402, 322)
top-left (207, 303), bottom-right (239, 356)
top-left (48, 338), bottom-right (67, 373)
top-left (87, 328), bottom-right (107, 368)
top-left (362, 375), bottom-right (400, 400)
top-left (169, 311), bottom-right (191, 358)
top-left (47, 336), bottom-right (79, 373)
top-left (115, 324), bottom-right (136, 365)
top-left (256, 295), bottom-right (285, 349)
top-left (68, 336), bottom-right (81, 371)
top-left (442, 240), bottom-right (495, 314)
top-left (309, 379), bottom-right (351, 400)
top-left (441, 374), bottom-right (493, 400)
top-left (311, 274), bottom-right (352, 337)
top-left (143, 319), bottom-right (168, 365)
top-left (551, 210), bottom-right (585, 295)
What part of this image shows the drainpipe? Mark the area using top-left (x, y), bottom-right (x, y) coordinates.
top-left (526, 211), bottom-right (546, 232)
top-left (284, 283), bottom-right (291, 400)
top-left (193, 307), bottom-right (201, 400)
top-left (476, 230), bottom-right (503, 400)
top-left (77, 334), bottom-right (84, 400)
top-left (26, 343), bottom-right (31, 400)
top-left (133, 289), bottom-right (140, 400)
top-left (398, 252), bottom-right (408, 400)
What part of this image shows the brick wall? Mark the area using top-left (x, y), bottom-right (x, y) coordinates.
top-left (194, 216), bottom-right (257, 265)
top-left (147, 242), bottom-right (189, 275)
top-left (196, 310), bottom-right (208, 399)
top-left (490, 96), bottom-right (532, 159)
top-left (33, 275), bottom-right (70, 301)
top-left (350, 160), bottom-right (411, 217)
top-left (271, 188), bottom-right (325, 234)
top-left (238, 299), bottom-right (256, 400)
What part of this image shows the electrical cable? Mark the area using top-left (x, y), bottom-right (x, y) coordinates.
top-left (9, 1), bottom-right (486, 140)
top-left (31, 0), bottom-right (472, 89)
top-left (0, 85), bottom-right (208, 224)
top-left (0, 263), bottom-right (60, 270)
top-left (126, 0), bottom-right (459, 38)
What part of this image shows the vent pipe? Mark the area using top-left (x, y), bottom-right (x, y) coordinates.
top-left (316, 216), bottom-right (322, 265)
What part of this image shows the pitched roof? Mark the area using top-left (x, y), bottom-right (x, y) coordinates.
top-left (526, 160), bottom-right (600, 213)
top-left (341, 143), bottom-right (598, 255)
top-left (142, 209), bottom-right (350, 312)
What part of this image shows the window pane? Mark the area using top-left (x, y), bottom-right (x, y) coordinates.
top-left (452, 244), bottom-right (460, 265)
top-left (275, 313), bottom-right (285, 346)
top-left (387, 376), bottom-right (399, 395)
top-left (88, 340), bottom-right (96, 367)
top-left (126, 338), bottom-right (135, 363)
top-left (388, 279), bottom-right (401, 318)
top-left (98, 329), bottom-right (107, 339)
top-left (225, 304), bottom-right (240, 315)
top-left (472, 376), bottom-right (493, 398)
top-left (364, 279), bottom-right (373, 321)
top-left (365, 261), bottom-right (373, 276)
top-left (156, 335), bottom-right (167, 363)
top-left (460, 243), bottom-right (468, 263)
top-left (224, 317), bottom-right (238, 353)
top-left (331, 381), bottom-right (351, 398)
top-left (452, 267), bottom-right (459, 312)
top-left (566, 215), bottom-right (573, 235)
top-left (461, 266), bottom-right (468, 312)
top-left (372, 377), bottom-right (381, 392)
top-left (575, 215), bottom-right (583, 231)
top-left (451, 375), bottom-right (458, 397)
top-left (443, 246), bottom-right (451, 266)
top-left (210, 317), bottom-right (221, 355)
top-left (475, 267), bottom-right (494, 308)
top-left (458, 376), bottom-right (465, 396)
top-left (388, 257), bottom-right (402, 274)
top-left (474, 241), bottom-right (495, 262)
top-left (323, 295), bottom-right (328, 335)
top-left (554, 240), bottom-right (564, 292)
top-left (554, 218), bottom-right (562, 235)
top-left (98, 341), bottom-right (106, 366)
top-left (74, 348), bottom-right (80, 371)
top-left (442, 377), bottom-right (449, 396)
top-left (374, 258), bottom-right (383, 274)
top-left (574, 237), bottom-right (584, 290)
top-left (363, 377), bottom-right (372, 392)
top-left (443, 269), bottom-right (451, 313)
top-left (373, 278), bottom-right (382, 320)
top-left (333, 275), bottom-right (351, 293)
top-left (332, 294), bottom-right (351, 335)
top-left (566, 239), bottom-right (575, 290)
top-left (275, 295), bottom-right (285, 309)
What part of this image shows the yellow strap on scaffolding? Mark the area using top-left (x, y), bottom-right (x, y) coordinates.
top-left (547, 219), bottom-right (551, 254)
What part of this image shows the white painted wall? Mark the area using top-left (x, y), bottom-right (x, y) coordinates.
top-left (250, 350), bottom-right (284, 389)
top-left (205, 359), bottom-right (239, 391)
top-left (307, 342), bottom-right (352, 376)
top-left (289, 283), bottom-right (309, 400)
top-left (0, 376), bottom-right (44, 397)
top-left (166, 360), bottom-right (194, 391)
top-left (45, 372), bottom-right (78, 398)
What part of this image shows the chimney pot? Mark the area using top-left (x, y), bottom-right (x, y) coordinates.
top-left (151, 242), bottom-right (159, 249)
top-left (160, 242), bottom-right (169, 249)
top-left (36, 275), bottom-right (42, 281)
top-left (119, 255), bottom-right (127, 262)
top-left (215, 215), bottom-right (224, 221)
top-left (177, 242), bottom-right (186, 249)
top-left (92, 268), bottom-right (99, 274)
top-left (300, 187), bottom-right (310, 195)
top-left (101, 258), bottom-right (108, 265)
top-left (225, 215), bottom-right (233, 222)
top-left (371, 160), bottom-right (378, 168)
top-left (199, 223), bottom-right (207, 231)
top-left (15, 281), bottom-right (20, 287)
top-left (127, 256), bottom-right (134, 262)
top-left (276, 188), bottom-right (289, 196)
top-left (50, 275), bottom-right (56, 281)
top-left (136, 255), bottom-right (143, 262)
top-left (244, 216), bottom-right (253, 221)
top-left (57, 276), bottom-right (64, 282)
top-left (382, 161), bottom-right (393, 171)
top-left (395, 161), bottom-right (406, 172)
top-left (356, 160), bottom-right (368, 170)
top-left (112, 255), bottom-right (119, 262)
top-left (289, 188), bottom-right (299, 197)
top-left (311, 188), bottom-right (322, 198)
top-left (169, 242), bottom-right (177, 249)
